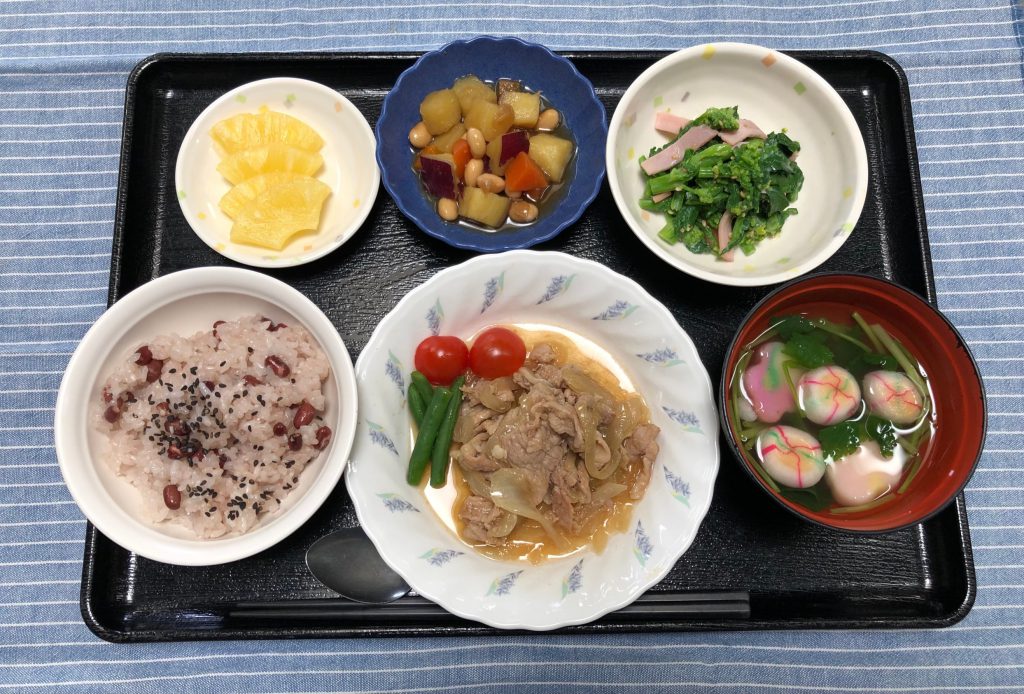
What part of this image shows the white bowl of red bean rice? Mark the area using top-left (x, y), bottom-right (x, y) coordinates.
top-left (55, 267), bottom-right (358, 566)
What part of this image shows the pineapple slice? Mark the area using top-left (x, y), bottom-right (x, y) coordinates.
top-left (219, 172), bottom-right (306, 220)
top-left (216, 143), bottom-right (323, 186)
top-left (230, 178), bottom-right (331, 250)
top-left (211, 106), bottom-right (325, 156)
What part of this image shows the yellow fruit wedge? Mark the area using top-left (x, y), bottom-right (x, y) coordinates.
top-left (216, 143), bottom-right (324, 186)
top-left (230, 178), bottom-right (331, 251)
top-left (211, 107), bottom-right (325, 156)
top-left (218, 172), bottom-right (307, 220)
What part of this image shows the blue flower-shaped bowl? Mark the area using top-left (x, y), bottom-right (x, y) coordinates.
top-left (376, 36), bottom-right (607, 252)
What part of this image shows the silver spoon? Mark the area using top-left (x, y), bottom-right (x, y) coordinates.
top-left (305, 526), bottom-right (411, 604)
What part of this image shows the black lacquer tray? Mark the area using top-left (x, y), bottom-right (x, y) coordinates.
top-left (82, 50), bottom-right (975, 642)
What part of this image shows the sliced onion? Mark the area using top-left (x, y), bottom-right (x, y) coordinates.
top-left (488, 509), bottom-right (518, 537)
top-left (591, 482), bottom-right (627, 504)
top-left (475, 377), bottom-right (515, 413)
top-left (578, 399), bottom-right (618, 480)
top-left (562, 364), bottom-right (614, 405)
top-left (452, 411), bottom-right (476, 443)
top-left (459, 464), bottom-right (492, 498)
top-left (489, 468), bottom-right (568, 547)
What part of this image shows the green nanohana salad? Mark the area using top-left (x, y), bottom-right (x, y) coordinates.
top-left (638, 106), bottom-right (804, 260)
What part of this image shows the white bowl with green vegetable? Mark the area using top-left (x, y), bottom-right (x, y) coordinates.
top-left (345, 251), bottom-right (719, 630)
top-left (606, 43), bottom-right (868, 287)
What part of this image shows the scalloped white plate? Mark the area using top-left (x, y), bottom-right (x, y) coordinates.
top-left (345, 251), bottom-right (719, 630)
top-left (175, 77), bottom-right (379, 268)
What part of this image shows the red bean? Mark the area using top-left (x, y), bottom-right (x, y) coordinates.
top-left (191, 447), bottom-right (205, 462)
top-left (134, 345), bottom-right (152, 365)
top-left (243, 375), bottom-right (263, 386)
top-left (288, 433), bottom-right (303, 451)
top-left (102, 388), bottom-right (113, 403)
top-left (314, 426), bottom-right (332, 450)
top-left (212, 320), bottom-right (226, 338)
top-left (156, 402), bottom-right (169, 412)
top-left (293, 401), bottom-right (315, 428)
top-left (203, 380), bottom-right (215, 391)
top-left (272, 422), bottom-right (287, 436)
top-left (269, 322), bottom-right (287, 332)
top-left (265, 355), bottom-right (290, 378)
top-left (166, 444), bottom-right (183, 460)
top-left (164, 416), bottom-right (190, 437)
top-left (103, 405), bottom-right (121, 423)
top-left (145, 359), bottom-right (164, 383)
top-left (163, 484), bottom-right (181, 510)
top-left (218, 453), bottom-right (228, 468)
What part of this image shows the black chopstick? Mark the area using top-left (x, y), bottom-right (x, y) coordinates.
top-left (228, 591), bottom-right (750, 622)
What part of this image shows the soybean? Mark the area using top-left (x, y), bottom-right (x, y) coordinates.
top-left (509, 200), bottom-right (539, 223)
top-left (466, 127), bottom-right (486, 158)
top-left (406, 386), bottom-right (453, 486)
top-left (537, 108), bottom-right (560, 131)
top-left (464, 158), bottom-right (484, 188)
top-left (408, 122), bottom-right (432, 148)
top-left (429, 374), bottom-right (465, 488)
top-left (437, 197), bottom-right (458, 221)
top-left (477, 173), bottom-right (505, 195)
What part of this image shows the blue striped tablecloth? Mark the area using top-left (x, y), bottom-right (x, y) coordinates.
top-left (2, 1), bottom-right (1022, 691)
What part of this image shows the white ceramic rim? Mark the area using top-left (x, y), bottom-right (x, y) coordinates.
top-left (606, 42), bottom-right (869, 287)
top-left (174, 77), bottom-right (380, 268)
top-left (54, 267), bottom-right (359, 566)
top-left (345, 250), bottom-right (720, 629)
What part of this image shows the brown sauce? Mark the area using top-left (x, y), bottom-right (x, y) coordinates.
top-left (421, 325), bottom-right (650, 565)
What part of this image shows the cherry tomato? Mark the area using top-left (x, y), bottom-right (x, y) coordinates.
top-left (469, 327), bottom-right (527, 379)
top-left (414, 335), bottom-right (469, 385)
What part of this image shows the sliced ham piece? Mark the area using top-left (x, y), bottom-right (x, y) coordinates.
top-left (654, 111), bottom-right (690, 135)
top-left (718, 211), bottom-right (735, 262)
top-left (651, 191), bottom-right (671, 203)
top-left (640, 125), bottom-right (717, 175)
top-left (717, 118), bottom-right (767, 146)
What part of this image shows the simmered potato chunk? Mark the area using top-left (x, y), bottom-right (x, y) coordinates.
top-left (420, 89), bottom-right (462, 135)
top-left (452, 75), bottom-right (497, 115)
top-left (464, 101), bottom-right (514, 143)
top-left (528, 133), bottom-right (574, 183)
top-left (460, 187), bottom-right (511, 228)
top-left (499, 91), bottom-right (541, 129)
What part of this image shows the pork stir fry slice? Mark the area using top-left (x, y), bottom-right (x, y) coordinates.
top-left (452, 342), bottom-right (660, 545)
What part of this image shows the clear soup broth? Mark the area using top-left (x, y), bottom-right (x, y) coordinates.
top-left (727, 304), bottom-right (936, 516)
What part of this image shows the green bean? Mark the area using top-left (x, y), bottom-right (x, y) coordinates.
top-left (406, 386), bottom-right (452, 486)
top-left (410, 371), bottom-right (435, 405)
top-left (430, 374), bottom-right (465, 488)
top-left (408, 385), bottom-right (426, 427)
top-left (852, 311), bottom-right (884, 352)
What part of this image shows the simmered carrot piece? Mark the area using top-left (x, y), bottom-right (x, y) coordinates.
top-left (504, 151), bottom-right (548, 193)
top-left (451, 139), bottom-right (472, 179)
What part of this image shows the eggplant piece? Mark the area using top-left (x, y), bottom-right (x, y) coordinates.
top-left (496, 79), bottom-right (522, 100)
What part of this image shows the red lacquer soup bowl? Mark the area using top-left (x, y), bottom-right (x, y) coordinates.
top-left (719, 273), bottom-right (986, 533)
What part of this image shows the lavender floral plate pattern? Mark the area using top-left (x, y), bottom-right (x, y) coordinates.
top-left (345, 251), bottom-right (719, 630)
